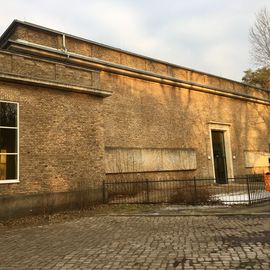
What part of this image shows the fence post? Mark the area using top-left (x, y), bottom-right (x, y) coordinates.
top-left (146, 180), bottom-right (150, 203)
top-left (193, 177), bottom-right (197, 204)
top-left (102, 180), bottom-right (107, 204)
top-left (246, 175), bottom-right (251, 205)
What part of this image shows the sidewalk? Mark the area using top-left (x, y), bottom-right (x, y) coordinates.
top-left (1, 213), bottom-right (269, 269)
top-left (108, 201), bottom-right (270, 216)
top-left (1, 202), bottom-right (269, 229)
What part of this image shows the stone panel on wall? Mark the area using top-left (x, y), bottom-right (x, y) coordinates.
top-left (244, 151), bottom-right (270, 168)
top-left (105, 147), bottom-right (197, 173)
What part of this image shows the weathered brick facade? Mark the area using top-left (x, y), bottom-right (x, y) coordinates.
top-left (0, 20), bottom-right (270, 217)
top-left (104, 74), bottom-right (270, 180)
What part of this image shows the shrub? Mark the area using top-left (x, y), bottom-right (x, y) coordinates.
top-left (170, 185), bottom-right (213, 205)
top-left (107, 181), bottom-right (147, 199)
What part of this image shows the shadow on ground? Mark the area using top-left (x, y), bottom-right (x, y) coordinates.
top-left (0, 202), bottom-right (269, 229)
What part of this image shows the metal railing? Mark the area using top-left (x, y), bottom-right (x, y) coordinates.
top-left (103, 175), bottom-right (270, 205)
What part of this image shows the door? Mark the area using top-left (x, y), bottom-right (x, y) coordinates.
top-left (211, 131), bottom-right (228, 184)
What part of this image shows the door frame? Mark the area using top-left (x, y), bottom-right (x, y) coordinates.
top-left (209, 122), bottom-right (234, 181)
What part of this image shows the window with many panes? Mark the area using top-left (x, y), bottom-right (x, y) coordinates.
top-left (0, 101), bottom-right (18, 183)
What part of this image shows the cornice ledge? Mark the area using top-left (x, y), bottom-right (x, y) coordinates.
top-left (0, 72), bottom-right (112, 97)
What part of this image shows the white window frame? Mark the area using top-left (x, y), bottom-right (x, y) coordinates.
top-left (0, 100), bottom-right (19, 184)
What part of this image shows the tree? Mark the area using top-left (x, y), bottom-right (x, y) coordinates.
top-left (242, 67), bottom-right (270, 89)
top-left (242, 8), bottom-right (270, 89)
top-left (249, 7), bottom-right (270, 67)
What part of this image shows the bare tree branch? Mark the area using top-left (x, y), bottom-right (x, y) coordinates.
top-left (249, 7), bottom-right (270, 67)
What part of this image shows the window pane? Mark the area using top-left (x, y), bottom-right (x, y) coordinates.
top-left (0, 154), bottom-right (17, 180)
top-left (0, 128), bottom-right (17, 153)
top-left (0, 102), bottom-right (17, 127)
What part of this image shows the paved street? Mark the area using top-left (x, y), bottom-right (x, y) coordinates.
top-left (0, 215), bottom-right (269, 270)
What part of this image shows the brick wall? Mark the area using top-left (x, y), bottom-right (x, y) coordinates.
top-left (2, 21), bottom-right (270, 184)
top-left (0, 81), bottom-right (105, 196)
top-left (103, 72), bottom-right (270, 179)
top-left (7, 22), bottom-right (269, 100)
top-left (0, 51), bottom-right (100, 90)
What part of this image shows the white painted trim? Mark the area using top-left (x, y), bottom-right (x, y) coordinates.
top-left (0, 126), bottom-right (18, 129)
top-left (0, 179), bottom-right (19, 184)
top-left (0, 100), bottom-right (19, 183)
top-left (208, 121), bottom-right (232, 126)
top-left (209, 123), bottom-right (234, 181)
top-left (0, 99), bottom-right (18, 105)
top-left (17, 102), bottom-right (20, 182)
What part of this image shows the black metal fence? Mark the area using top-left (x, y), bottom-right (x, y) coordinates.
top-left (103, 175), bottom-right (270, 205)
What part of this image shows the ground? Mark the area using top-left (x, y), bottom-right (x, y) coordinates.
top-left (0, 204), bottom-right (270, 269)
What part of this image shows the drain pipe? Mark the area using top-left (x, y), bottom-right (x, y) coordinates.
top-left (62, 34), bottom-right (70, 59)
top-left (62, 34), bottom-right (66, 51)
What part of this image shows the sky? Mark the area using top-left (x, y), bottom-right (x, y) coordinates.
top-left (0, 0), bottom-right (269, 82)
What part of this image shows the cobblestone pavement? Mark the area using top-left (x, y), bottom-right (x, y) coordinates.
top-left (0, 215), bottom-right (270, 270)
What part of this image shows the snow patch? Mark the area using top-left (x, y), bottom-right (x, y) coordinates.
top-left (213, 190), bottom-right (270, 205)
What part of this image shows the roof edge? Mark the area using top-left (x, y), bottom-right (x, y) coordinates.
top-left (0, 20), bottom-right (20, 48)
top-left (0, 20), bottom-right (269, 92)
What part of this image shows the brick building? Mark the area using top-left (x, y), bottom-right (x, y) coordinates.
top-left (0, 20), bottom-right (269, 217)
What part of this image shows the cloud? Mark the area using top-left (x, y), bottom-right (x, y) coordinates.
top-left (1, 0), bottom-right (270, 81)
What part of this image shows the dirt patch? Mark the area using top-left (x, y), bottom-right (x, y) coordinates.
top-left (0, 204), bottom-right (162, 229)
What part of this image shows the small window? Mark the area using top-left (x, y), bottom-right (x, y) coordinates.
top-left (0, 101), bottom-right (18, 182)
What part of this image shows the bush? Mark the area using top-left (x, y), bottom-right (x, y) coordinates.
top-left (170, 185), bottom-right (213, 205)
top-left (107, 181), bottom-right (147, 199)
